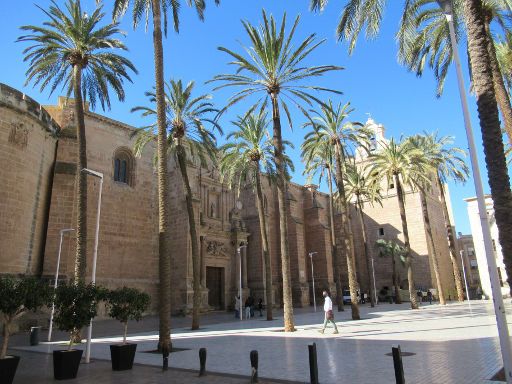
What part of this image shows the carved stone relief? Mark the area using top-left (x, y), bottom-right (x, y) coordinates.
top-left (8, 123), bottom-right (28, 149)
top-left (206, 240), bottom-right (227, 257)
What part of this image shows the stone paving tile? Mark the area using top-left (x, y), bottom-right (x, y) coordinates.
top-left (9, 301), bottom-right (512, 383)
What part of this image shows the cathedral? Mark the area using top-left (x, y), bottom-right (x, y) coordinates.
top-left (0, 83), bottom-right (459, 313)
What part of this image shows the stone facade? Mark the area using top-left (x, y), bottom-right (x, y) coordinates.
top-left (0, 84), bottom-right (458, 313)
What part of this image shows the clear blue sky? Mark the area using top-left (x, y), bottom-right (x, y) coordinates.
top-left (1, 0), bottom-right (507, 235)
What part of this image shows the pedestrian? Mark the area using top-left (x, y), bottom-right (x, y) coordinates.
top-left (319, 290), bottom-right (339, 334)
top-left (235, 295), bottom-right (241, 319)
top-left (258, 298), bottom-right (263, 317)
top-left (248, 296), bottom-right (255, 317)
top-left (427, 290), bottom-right (433, 304)
top-left (244, 297), bottom-right (251, 319)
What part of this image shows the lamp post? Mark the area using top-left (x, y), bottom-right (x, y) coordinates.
top-left (48, 228), bottom-right (74, 342)
top-left (237, 244), bottom-right (247, 321)
top-left (437, 1), bottom-right (512, 381)
top-left (459, 250), bottom-right (473, 314)
top-left (308, 252), bottom-right (317, 312)
top-left (81, 168), bottom-right (103, 364)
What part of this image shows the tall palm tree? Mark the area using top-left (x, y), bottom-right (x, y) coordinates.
top-left (210, 10), bottom-right (342, 331)
top-left (311, 0), bottom-right (512, 293)
top-left (219, 111), bottom-right (276, 321)
top-left (371, 138), bottom-right (431, 309)
top-left (496, 32), bottom-right (512, 93)
top-left (18, 0), bottom-right (137, 284)
top-left (132, 80), bottom-right (221, 331)
top-left (302, 101), bottom-right (370, 319)
top-left (397, 0), bottom-right (512, 146)
top-left (413, 132), bottom-right (469, 301)
top-left (375, 239), bottom-right (407, 304)
top-left (344, 160), bottom-right (382, 307)
top-left (113, 0), bottom-right (219, 355)
top-left (407, 134), bottom-right (448, 305)
top-left (302, 140), bottom-right (345, 311)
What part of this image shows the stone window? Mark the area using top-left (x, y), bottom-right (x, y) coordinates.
top-left (378, 228), bottom-right (385, 236)
top-left (113, 147), bottom-right (134, 186)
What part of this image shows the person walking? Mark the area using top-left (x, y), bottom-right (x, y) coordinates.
top-left (257, 298), bottom-right (263, 317)
top-left (235, 295), bottom-right (241, 319)
top-left (427, 290), bottom-right (433, 305)
top-left (319, 290), bottom-right (339, 334)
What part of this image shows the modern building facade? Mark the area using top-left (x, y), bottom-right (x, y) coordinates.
top-left (0, 84), bottom-right (459, 313)
top-left (464, 196), bottom-right (509, 299)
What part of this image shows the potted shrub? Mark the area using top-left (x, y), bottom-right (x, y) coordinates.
top-left (106, 287), bottom-right (150, 371)
top-left (52, 282), bottom-right (103, 380)
top-left (0, 276), bottom-right (50, 384)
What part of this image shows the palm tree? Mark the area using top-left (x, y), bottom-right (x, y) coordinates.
top-left (210, 10), bottom-right (342, 331)
top-left (18, 0), bottom-right (137, 284)
top-left (113, 0), bottom-right (219, 355)
top-left (302, 101), bottom-right (369, 319)
top-left (219, 111), bottom-right (276, 321)
top-left (371, 138), bottom-right (431, 309)
top-left (496, 32), bottom-right (512, 93)
top-left (407, 134), bottom-right (449, 305)
top-left (344, 160), bottom-right (382, 307)
top-left (311, 0), bottom-right (512, 294)
top-left (132, 79), bottom-right (221, 331)
top-left (375, 239), bottom-right (407, 304)
top-left (397, 0), bottom-right (512, 146)
top-left (302, 140), bottom-right (345, 311)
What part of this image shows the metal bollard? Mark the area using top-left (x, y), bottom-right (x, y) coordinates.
top-left (199, 348), bottom-right (207, 376)
top-left (308, 343), bottom-right (319, 384)
top-left (30, 326), bottom-right (41, 346)
top-left (250, 350), bottom-right (258, 383)
top-left (392, 345), bottom-right (405, 384)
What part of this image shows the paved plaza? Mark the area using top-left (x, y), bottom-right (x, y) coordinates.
top-left (9, 301), bottom-right (510, 383)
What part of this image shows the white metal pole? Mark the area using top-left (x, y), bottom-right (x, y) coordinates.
top-left (309, 254), bottom-right (316, 312)
top-left (48, 228), bottom-right (74, 342)
top-left (441, 5), bottom-right (512, 381)
top-left (371, 256), bottom-right (378, 305)
top-left (238, 245), bottom-right (246, 321)
top-left (85, 171), bottom-right (103, 364)
top-left (460, 250), bottom-right (473, 315)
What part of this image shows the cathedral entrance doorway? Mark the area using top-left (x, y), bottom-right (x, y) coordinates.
top-left (206, 266), bottom-right (224, 309)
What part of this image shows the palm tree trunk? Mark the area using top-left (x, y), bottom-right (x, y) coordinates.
top-left (356, 198), bottom-right (375, 307)
top-left (420, 190), bottom-right (446, 305)
top-left (151, 0), bottom-right (171, 354)
top-left (270, 94), bottom-right (295, 332)
top-left (255, 169), bottom-right (273, 321)
top-left (327, 169), bottom-right (344, 311)
top-left (484, 19), bottom-right (512, 147)
top-left (334, 142), bottom-right (360, 320)
top-left (437, 175), bottom-right (464, 301)
top-left (72, 64), bottom-right (87, 284)
top-left (391, 249), bottom-right (402, 304)
top-left (176, 143), bottom-right (201, 330)
top-left (394, 174), bottom-right (418, 309)
top-left (463, 0), bottom-right (512, 295)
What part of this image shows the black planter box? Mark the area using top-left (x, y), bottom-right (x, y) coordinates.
top-left (0, 355), bottom-right (20, 384)
top-left (53, 349), bottom-right (83, 380)
top-left (110, 344), bottom-right (137, 371)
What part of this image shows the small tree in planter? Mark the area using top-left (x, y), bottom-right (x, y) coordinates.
top-left (52, 282), bottom-right (103, 380)
top-left (106, 287), bottom-right (150, 371)
top-left (0, 276), bottom-right (50, 384)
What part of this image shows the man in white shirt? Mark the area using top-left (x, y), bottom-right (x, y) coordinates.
top-left (319, 290), bottom-right (339, 334)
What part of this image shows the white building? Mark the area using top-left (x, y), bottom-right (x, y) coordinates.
top-left (464, 195), bottom-right (509, 299)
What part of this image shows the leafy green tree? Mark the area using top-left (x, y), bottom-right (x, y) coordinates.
top-left (113, 0), bottom-right (219, 354)
top-left (302, 140), bottom-right (345, 311)
top-left (302, 101), bottom-right (370, 319)
top-left (210, 10), bottom-right (342, 331)
top-left (397, 0), bottom-right (512, 146)
top-left (133, 79), bottom-right (221, 330)
top-left (219, 111), bottom-right (277, 321)
top-left (0, 277), bottom-right (50, 359)
top-left (344, 160), bottom-right (382, 307)
top-left (370, 138), bottom-right (431, 309)
top-left (311, 0), bottom-right (512, 296)
top-left (18, 0), bottom-right (137, 284)
top-left (106, 287), bottom-right (151, 344)
top-left (375, 239), bottom-right (407, 304)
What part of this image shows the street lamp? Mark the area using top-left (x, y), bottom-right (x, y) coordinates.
top-left (81, 168), bottom-right (103, 364)
top-left (48, 228), bottom-right (74, 342)
top-left (459, 250), bottom-right (473, 314)
top-left (308, 252), bottom-right (317, 312)
top-left (437, 1), bottom-right (512, 381)
top-left (237, 244), bottom-right (247, 321)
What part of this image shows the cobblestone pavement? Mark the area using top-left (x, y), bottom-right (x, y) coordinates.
top-left (9, 300), bottom-right (512, 383)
